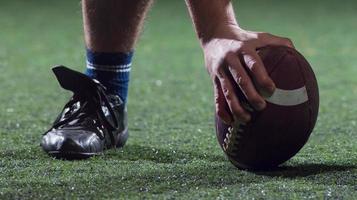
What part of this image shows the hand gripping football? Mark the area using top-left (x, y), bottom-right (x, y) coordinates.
top-left (215, 46), bottom-right (319, 170)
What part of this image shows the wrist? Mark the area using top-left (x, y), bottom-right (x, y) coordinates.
top-left (200, 23), bottom-right (245, 47)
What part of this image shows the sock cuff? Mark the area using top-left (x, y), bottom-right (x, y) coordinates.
top-left (86, 48), bottom-right (134, 72)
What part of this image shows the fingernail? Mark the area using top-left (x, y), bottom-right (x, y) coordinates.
top-left (256, 101), bottom-right (266, 111)
top-left (268, 83), bottom-right (276, 94)
top-left (261, 84), bottom-right (276, 98)
top-left (232, 114), bottom-right (250, 124)
top-left (241, 114), bottom-right (251, 123)
top-left (246, 114), bottom-right (251, 122)
top-left (222, 118), bottom-right (232, 125)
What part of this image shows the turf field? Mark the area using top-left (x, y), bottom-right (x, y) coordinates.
top-left (0, 0), bottom-right (356, 199)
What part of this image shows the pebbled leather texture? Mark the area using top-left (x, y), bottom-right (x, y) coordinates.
top-left (41, 66), bottom-right (128, 159)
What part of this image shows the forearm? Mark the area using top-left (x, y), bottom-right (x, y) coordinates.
top-left (185, 0), bottom-right (239, 44)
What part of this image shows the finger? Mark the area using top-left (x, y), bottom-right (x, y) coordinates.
top-left (225, 53), bottom-right (266, 111)
top-left (260, 33), bottom-right (295, 48)
top-left (213, 78), bottom-right (233, 124)
top-left (242, 51), bottom-right (276, 97)
top-left (216, 67), bottom-right (251, 123)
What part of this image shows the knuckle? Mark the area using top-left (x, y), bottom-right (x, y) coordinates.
top-left (239, 45), bottom-right (249, 53)
top-left (258, 32), bottom-right (271, 40)
top-left (225, 51), bottom-right (235, 57)
top-left (223, 89), bottom-right (234, 101)
top-left (245, 56), bottom-right (257, 69)
top-left (225, 51), bottom-right (236, 58)
top-left (231, 73), bottom-right (241, 84)
top-left (238, 78), bottom-right (249, 89)
top-left (260, 32), bottom-right (268, 36)
top-left (214, 89), bottom-right (225, 105)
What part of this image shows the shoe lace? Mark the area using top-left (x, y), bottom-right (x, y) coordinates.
top-left (52, 82), bottom-right (119, 147)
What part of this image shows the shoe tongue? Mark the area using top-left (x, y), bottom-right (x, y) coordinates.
top-left (52, 66), bottom-right (100, 95)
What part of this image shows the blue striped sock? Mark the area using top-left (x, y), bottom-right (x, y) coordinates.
top-left (85, 48), bottom-right (133, 103)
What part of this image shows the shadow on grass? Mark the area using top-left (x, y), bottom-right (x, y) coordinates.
top-left (255, 163), bottom-right (357, 178)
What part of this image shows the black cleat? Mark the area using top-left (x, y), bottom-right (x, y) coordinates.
top-left (41, 66), bottom-right (128, 159)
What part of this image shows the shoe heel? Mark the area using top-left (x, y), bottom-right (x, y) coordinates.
top-left (116, 129), bottom-right (129, 148)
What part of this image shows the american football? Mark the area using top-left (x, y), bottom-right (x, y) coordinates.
top-left (216, 46), bottom-right (319, 170)
top-left (2, 1), bottom-right (356, 198)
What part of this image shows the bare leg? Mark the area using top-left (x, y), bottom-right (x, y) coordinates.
top-left (82, 0), bottom-right (153, 52)
top-left (82, 0), bottom-right (154, 102)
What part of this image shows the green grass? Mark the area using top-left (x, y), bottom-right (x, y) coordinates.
top-left (0, 0), bottom-right (356, 199)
